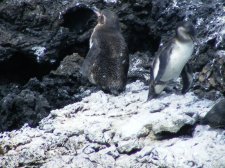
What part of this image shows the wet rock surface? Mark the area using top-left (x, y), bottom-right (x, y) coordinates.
top-left (1, 81), bottom-right (225, 167)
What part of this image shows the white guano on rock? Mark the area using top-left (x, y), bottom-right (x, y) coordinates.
top-left (1, 81), bottom-right (225, 167)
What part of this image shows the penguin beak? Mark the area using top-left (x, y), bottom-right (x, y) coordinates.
top-left (92, 7), bottom-right (101, 17)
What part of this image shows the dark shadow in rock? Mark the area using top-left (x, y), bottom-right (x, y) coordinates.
top-left (155, 124), bottom-right (196, 140)
top-left (62, 5), bottom-right (97, 33)
top-left (127, 26), bottom-right (161, 53)
top-left (0, 145), bottom-right (4, 155)
top-left (0, 51), bottom-right (54, 84)
top-left (125, 148), bottom-right (142, 156)
top-left (122, 20), bottom-right (161, 54)
top-left (18, 162), bottom-right (43, 168)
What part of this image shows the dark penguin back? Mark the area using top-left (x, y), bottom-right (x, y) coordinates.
top-left (81, 10), bottom-right (129, 95)
top-left (92, 26), bottom-right (129, 94)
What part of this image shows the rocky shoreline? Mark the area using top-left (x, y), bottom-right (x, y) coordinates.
top-left (0, 0), bottom-right (225, 131)
top-left (0, 0), bottom-right (225, 167)
top-left (0, 0), bottom-right (225, 132)
top-left (1, 81), bottom-right (225, 167)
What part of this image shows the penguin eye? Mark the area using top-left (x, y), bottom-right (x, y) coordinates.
top-left (98, 15), bottom-right (104, 24)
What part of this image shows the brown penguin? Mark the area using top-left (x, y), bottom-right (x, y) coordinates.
top-left (81, 9), bottom-right (129, 95)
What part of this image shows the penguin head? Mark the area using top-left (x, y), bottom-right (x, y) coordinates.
top-left (93, 9), bottom-right (120, 30)
top-left (176, 22), bottom-right (195, 42)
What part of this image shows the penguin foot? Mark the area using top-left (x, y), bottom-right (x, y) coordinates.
top-left (110, 90), bottom-right (120, 96)
top-left (147, 93), bottom-right (158, 101)
top-left (181, 88), bottom-right (190, 95)
top-left (102, 87), bottom-right (124, 96)
top-left (147, 83), bottom-right (158, 101)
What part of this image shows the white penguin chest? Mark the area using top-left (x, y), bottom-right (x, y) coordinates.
top-left (89, 26), bottom-right (98, 49)
top-left (89, 34), bottom-right (94, 49)
top-left (89, 38), bottom-right (93, 49)
top-left (162, 40), bottom-right (194, 81)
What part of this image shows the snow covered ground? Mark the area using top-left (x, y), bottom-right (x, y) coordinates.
top-left (0, 81), bottom-right (225, 167)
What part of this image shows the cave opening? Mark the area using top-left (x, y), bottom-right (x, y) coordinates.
top-left (58, 5), bottom-right (98, 60)
top-left (124, 25), bottom-right (161, 54)
top-left (61, 5), bottom-right (97, 33)
top-left (0, 52), bottom-right (54, 85)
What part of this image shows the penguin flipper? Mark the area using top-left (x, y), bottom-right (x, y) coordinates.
top-left (80, 40), bottom-right (100, 80)
top-left (148, 64), bottom-right (166, 100)
top-left (181, 63), bottom-right (193, 94)
top-left (155, 41), bottom-right (175, 82)
top-left (148, 42), bottom-right (174, 101)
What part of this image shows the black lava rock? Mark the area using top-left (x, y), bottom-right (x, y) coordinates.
top-left (201, 99), bottom-right (225, 129)
top-left (0, 53), bottom-right (84, 132)
top-left (0, 89), bottom-right (50, 131)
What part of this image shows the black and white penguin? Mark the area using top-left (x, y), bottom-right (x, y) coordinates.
top-left (148, 21), bottom-right (195, 100)
top-left (81, 9), bottom-right (129, 95)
